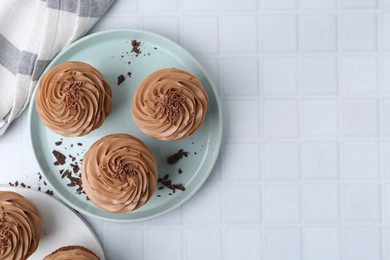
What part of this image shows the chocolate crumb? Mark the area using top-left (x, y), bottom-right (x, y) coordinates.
top-left (45, 190), bottom-right (53, 196)
top-left (52, 150), bottom-right (66, 165)
top-left (77, 143), bottom-right (82, 146)
top-left (8, 182), bottom-right (13, 187)
top-left (157, 195), bottom-right (161, 197)
top-left (127, 72), bottom-right (132, 78)
top-left (178, 168), bottom-right (183, 174)
top-left (55, 141), bottom-right (62, 146)
top-left (154, 47), bottom-right (157, 50)
top-left (169, 193), bottom-right (172, 196)
top-left (70, 163), bottom-right (80, 174)
top-left (194, 152), bottom-right (197, 155)
top-left (38, 187), bottom-right (41, 191)
top-left (167, 149), bottom-right (189, 164)
top-left (15, 181), bottom-right (18, 186)
top-left (20, 183), bottom-right (26, 188)
top-left (158, 186), bottom-right (164, 190)
top-left (131, 40), bottom-right (142, 56)
top-left (71, 144), bottom-right (73, 148)
top-left (117, 75), bottom-right (126, 85)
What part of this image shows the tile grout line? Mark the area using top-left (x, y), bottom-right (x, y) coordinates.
top-left (377, 3), bottom-right (387, 259)
top-left (257, 1), bottom-right (267, 259)
top-left (335, 0), bottom-right (346, 258)
top-left (295, 1), bottom-right (306, 257)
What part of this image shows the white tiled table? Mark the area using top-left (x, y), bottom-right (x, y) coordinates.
top-left (2, 0), bottom-right (390, 259)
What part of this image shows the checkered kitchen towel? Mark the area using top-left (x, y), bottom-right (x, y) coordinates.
top-left (0, 0), bottom-right (115, 136)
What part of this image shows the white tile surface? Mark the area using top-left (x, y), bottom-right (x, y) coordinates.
top-left (299, 15), bottom-right (337, 52)
top-left (226, 228), bottom-right (261, 260)
top-left (265, 228), bottom-right (302, 260)
top-left (302, 142), bottom-right (339, 180)
top-left (222, 58), bottom-right (258, 96)
top-left (342, 99), bottom-right (378, 137)
top-left (181, 16), bottom-right (219, 55)
top-left (146, 229), bottom-right (182, 260)
top-left (3, 0), bottom-right (390, 259)
top-left (301, 56), bottom-right (338, 95)
top-left (222, 15), bottom-right (258, 53)
top-left (264, 185), bottom-right (301, 223)
top-left (302, 99), bottom-right (339, 137)
top-left (264, 142), bottom-right (300, 180)
top-left (303, 184), bottom-right (340, 222)
top-left (304, 227), bottom-right (341, 260)
top-left (261, 15), bottom-right (298, 52)
top-left (343, 141), bottom-right (379, 179)
top-left (343, 184), bottom-right (381, 222)
top-left (339, 14), bottom-right (377, 52)
top-left (187, 229), bottom-right (222, 260)
top-left (262, 57), bottom-right (298, 96)
top-left (263, 100), bottom-right (299, 138)
top-left (344, 227), bottom-right (382, 260)
top-left (341, 56), bottom-right (378, 94)
top-left (225, 185), bottom-right (261, 224)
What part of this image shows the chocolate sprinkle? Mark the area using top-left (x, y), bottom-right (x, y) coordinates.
top-left (61, 170), bottom-right (84, 194)
top-left (117, 75), bottom-right (125, 85)
top-left (178, 168), bottom-right (183, 174)
top-left (52, 150), bottom-right (66, 165)
top-left (70, 163), bottom-right (80, 174)
top-left (55, 141), bottom-right (62, 146)
top-left (127, 72), bottom-right (132, 78)
top-left (157, 175), bottom-right (186, 194)
top-left (167, 149), bottom-right (189, 165)
top-left (45, 190), bottom-right (53, 196)
top-left (8, 172), bottom-right (53, 195)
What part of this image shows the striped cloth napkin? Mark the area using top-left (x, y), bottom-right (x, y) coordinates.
top-left (0, 0), bottom-right (115, 136)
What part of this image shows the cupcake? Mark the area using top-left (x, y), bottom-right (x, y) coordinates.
top-left (35, 61), bottom-right (112, 137)
top-left (82, 134), bottom-right (157, 213)
top-left (0, 191), bottom-right (41, 260)
top-left (132, 68), bottom-right (208, 140)
top-left (44, 245), bottom-right (99, 260)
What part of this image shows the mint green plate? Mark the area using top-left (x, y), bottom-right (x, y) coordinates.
top-left (28, 29), bottom-right (222, 222)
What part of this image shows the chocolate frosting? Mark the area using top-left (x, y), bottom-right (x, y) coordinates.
top-left (44, 245), bottom-right (99, 260)
top-left (132, 68), bottom-right (208, 140)
top-left (35, 61), bottom-right (112, 137)
top-left (0, 191), bottom-right (41, 260)
top-left (81, 134), bottom-right (157, 213)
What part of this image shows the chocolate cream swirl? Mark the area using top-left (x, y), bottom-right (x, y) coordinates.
top-left (35, 61), bottom-right (112, 137)
top-left (82, 134), bottom-right (157, 213)
top-left (132, 68), bottom-right (208, 140)
top-left (0, 191), bottom-right (41, 260)
top-left (44, 245), bottom-right (99, 260)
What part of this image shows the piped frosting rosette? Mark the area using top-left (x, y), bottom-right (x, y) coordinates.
top-left (0, 191), bottom-right (42, 260)
top-left (35, 61), bottom-right (112, 137)
top-left (81, 134), bottom-right (157, 213)
top-left (132, 68), bottom-right (208, 140)
top-left (44, 245), bottom-right (99, 260)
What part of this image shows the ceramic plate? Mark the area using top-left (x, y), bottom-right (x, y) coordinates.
top-left (28, 29), bottom-right (222, 222)
top-left (0, 187), bottom-right (105, 259)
